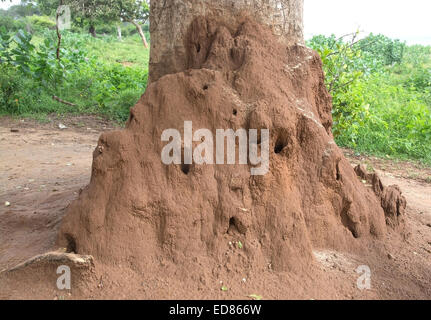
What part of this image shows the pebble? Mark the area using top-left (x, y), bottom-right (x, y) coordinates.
top-left (5, 201), bottom-right (11, 207)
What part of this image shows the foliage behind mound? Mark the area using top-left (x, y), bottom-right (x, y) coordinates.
top-left (308, 34), bottom-right (431, 165)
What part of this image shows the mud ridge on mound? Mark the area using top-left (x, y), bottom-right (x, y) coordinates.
top-left (354, 165), bottom-right (406, 232)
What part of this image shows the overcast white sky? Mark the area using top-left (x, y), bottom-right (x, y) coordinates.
top-left (2, 0), bottom-right (431, 45)
top-left (305, 0), bottom-right (431, 45)
top-left (0, 0), bottom-right (20, 9)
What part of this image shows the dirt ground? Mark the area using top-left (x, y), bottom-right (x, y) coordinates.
top-left (0, 116), bottom-right (119, 271)
top-left (0, 115), bottom-right (430, 300)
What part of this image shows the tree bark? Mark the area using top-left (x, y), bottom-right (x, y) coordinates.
top-left (131, 20), bottom-right (149, 48)
top-left (55, 0), bottom-right (63, 61)
top-left (149, 0), bottom-right (304, 82)
top-left (89, 24), bottom-right (96, 37)
top-left (52, 95), bottom-right (77, 107)
top-left (117, 24), bottom-right (122, 41)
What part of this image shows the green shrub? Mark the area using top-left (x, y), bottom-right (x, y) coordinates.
top-left (345, 74), bottom-right (431, 163)
top-left (307, 34), bottom-right (374, 139)
top-left (309, 33), bottom-right (431, 165)
top-left (27, 15), bottom-right (56, 31)
top-left (359, 34), bottom-right (406, 66)
top-left (0, 26), bottom-right (148, 122)
top-left (122, 23), bottom-right (138, 36)
top-left (0, 65), bottom-right (21, 113)
top-left (0, 14), bottom-right (26, 32)
top-left (105, 88), bottom-right (143, 121)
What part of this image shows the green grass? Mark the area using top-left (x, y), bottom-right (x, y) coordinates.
top-left (84, 34), bottom-right (150, 69)
top-left (30, 31), bottom-right (150, 70)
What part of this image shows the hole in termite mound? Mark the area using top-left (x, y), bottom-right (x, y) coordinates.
top-left (227, 217), bottom-right (238, 234)
top-left (227, 216), bottom-right (247, 235)
top-left (65, 234), bottom-right (77, 254)
top-left (274, 134), bottom-right (289, 154)
top-left (181, 163), bottom-right (191, 175)
top-left (336, 162), bottom-right (341, 181)
top-left (233, 109), bottom-right (238, 116)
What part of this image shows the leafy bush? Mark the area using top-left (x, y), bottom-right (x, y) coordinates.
top-left (0, 65), bottom-right (22, 112)
top-left (10, 29), bottom-right (36, 76)
top-left (105, 88), bottom-right (143, 121)
top-left (0, 27), bottom-right (147, 122)
top-left (27, 15), bottom-right (56, 32)
top-left (0, 14), bottom-right (26, 32)
top-left (359, 34), bottom-right (406, 66)
top-left (308, 34), bottom-right (375, 138)
top-left (308, 33), bottom-right (431, 165)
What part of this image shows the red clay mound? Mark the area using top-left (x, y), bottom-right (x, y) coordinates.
top-left (55, 16), bottom-right (404, 282)
top-left (354, 164), bottom-right (406, 231)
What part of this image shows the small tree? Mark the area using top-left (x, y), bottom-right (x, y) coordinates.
top-left (65, 0), bottom-right (118, 37)
top-left (115, 0), bottom-right (149, 48)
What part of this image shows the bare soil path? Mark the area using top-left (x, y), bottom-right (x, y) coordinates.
top-left (0, 116), bottom-right (430, 299)
top-left (0, 116), bottom-right (119, 271)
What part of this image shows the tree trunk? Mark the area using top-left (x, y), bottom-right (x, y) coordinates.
top-left (55, 0), bottom-right (63, 61)
top-left (117, 24), bottom-right (122, 41)
top-left (131, 20), bottom-right (148, 48)
top-left (89, 24), bottom-right (96, 37)
top-left (149, 0), bottom-right (304, 82)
